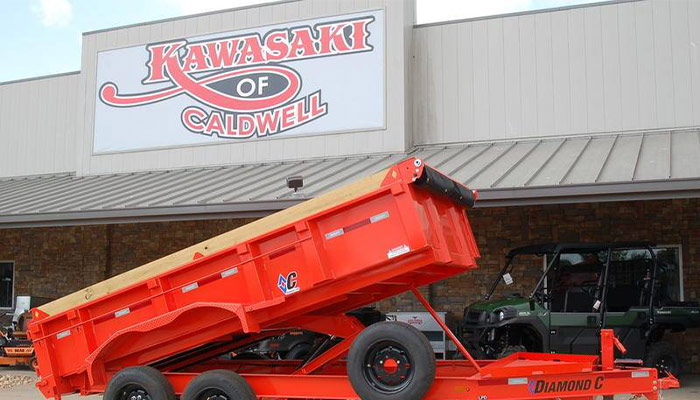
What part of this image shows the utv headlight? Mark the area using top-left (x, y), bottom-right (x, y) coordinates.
top-left (494, 307), bottom-right (517, 322)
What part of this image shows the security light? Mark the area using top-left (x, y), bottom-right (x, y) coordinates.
top-left (287, 176), bottom-right (304, 192)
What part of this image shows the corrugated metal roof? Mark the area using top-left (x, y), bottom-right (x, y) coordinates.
top-left (415, 129), bottom-right (700, 188)
top-left (1, 129), bottom-right (699, 227)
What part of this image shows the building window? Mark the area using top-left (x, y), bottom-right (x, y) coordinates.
top-left (0, 262), bottom-right (13, 309)
top-left (653, 246), bottom-right (683, 302)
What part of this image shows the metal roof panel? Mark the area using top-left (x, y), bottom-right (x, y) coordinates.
top-left (671, 130), bottom-right (700, 178)
top-left (1, 128), bottom-right (698, 225)
top-left (527, 137), bottom-right (589, 186)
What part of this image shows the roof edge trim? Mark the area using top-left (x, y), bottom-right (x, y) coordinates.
top-left (414, 0), bottom-right (640, 29)
top-left (2, 179), bottom-right (700, 227)
top-left (83, 0), bottom-right (301, 36)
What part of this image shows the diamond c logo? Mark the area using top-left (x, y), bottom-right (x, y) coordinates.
top-left (277, 271), bottom-right (300, 295)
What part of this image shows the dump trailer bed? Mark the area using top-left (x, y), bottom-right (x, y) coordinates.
top-left (28, 158), bottom-right (678, 400)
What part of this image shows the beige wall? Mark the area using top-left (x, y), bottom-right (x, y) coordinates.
top-left (0, 73), bottom-right (79, 177)
top-left (412, 0), bottom-right (700, 144)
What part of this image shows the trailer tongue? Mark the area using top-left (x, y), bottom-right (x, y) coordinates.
top-left (28, 158), bottom-right (678, 400)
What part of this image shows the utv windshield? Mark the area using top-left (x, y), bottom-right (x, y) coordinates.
top-left (485, 252), bottom-right (544, 300)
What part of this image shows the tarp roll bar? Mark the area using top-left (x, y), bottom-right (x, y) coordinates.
top-left (415, 165), bottom-right (476, 208)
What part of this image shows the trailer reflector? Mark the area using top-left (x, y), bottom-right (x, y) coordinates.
top-left (182, 282), bottom-right (199, 293)
top-left (221, 267), bottom-right (239, 278)
top-left (324, 228), bottom-right (344, 240)
top-left (370, 211), bottom-right (389, 223)
top-left (114, 308), bottom-right (130, 318)
top-left (632, 371), bottom-right (650, 378)
top-left (507, 377), bottom-right (528, 385)
top-left (56, 330), bottom-right (71, 340)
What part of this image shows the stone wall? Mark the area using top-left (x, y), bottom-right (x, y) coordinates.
top-left (0, 219), bottom-right (253, 301)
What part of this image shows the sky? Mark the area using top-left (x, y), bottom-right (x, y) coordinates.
top-left (0, 0), bottom-right (600, 83)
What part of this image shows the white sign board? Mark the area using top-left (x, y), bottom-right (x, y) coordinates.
top-left (93, 10), bottom-right (385, 153)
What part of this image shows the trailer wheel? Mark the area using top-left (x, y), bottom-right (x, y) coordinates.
top-left (348, 322), bottom-right (435, 400)
top-left (181, 370), bottom-right (256, 400)
top-left (104, 366), bottom-right (176, 400)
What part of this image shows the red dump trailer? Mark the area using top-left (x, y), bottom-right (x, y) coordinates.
top-left (29, 158), bottom-right (678, 400)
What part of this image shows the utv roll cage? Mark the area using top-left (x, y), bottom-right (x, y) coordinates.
top-left (485, 241), bottom-right (659, 329)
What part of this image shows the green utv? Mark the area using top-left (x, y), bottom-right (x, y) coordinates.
top-left (459, 242), bottom-right (700, 376)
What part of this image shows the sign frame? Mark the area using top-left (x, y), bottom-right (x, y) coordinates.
top-left (90, 8), bottom-right (388, 156)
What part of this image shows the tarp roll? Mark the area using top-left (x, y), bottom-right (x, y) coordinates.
top-left (415, 165), bottom-right (475, 208)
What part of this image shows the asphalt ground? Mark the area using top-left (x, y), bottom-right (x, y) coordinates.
top-left (0, 367), bottom-right (698, 399)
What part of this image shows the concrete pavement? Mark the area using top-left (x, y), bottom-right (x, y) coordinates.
top-left (1, 367), bottom-right (698, 399)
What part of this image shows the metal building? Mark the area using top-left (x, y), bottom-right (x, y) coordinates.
top-left (1, 0), bottom-right (699, 370)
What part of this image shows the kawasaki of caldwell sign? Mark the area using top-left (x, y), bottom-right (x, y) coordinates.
top-left (93, 10), bottom-right (384, 153)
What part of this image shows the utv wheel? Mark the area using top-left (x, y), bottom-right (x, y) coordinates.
top-left (644, 341), bottom-right (681, 376)
top-left (285, 343), bottom-right (313, 360)
top-left (348, 322), bottom-right (436, 400)
top-left (104, 366), bottom-right (176, 400)
top-left (181, 370), bottom-right (256, 400)
top-left (498, 345), bottom-right (527, 358)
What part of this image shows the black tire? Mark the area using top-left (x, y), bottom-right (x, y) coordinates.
top-left (181, 370), bottom-right (256, 400)
top-left (29, 357), bottom-right (38, 372)
top-left (104, 366), bottom-right (176, 400)
top-left (498, 345), bottom-right (527, 359)
top-left (644, 341), bottom-right (682, 376)
top-left (285, 343), bottom-right (313, 360)
top-left (348, 322), bottom-right (436, 400)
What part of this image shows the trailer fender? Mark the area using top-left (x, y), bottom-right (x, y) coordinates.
top-left (84, 302), bottom-right (256, 386)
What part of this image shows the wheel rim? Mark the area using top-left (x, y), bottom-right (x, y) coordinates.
top-left (119, 385), bottom-right (152, 400)
top-left (656, 356), bottom-right (675, 373)
top-left (362, 340), bottom-right (414, 394)
top-left (196, 388), bottom-right (230, 400)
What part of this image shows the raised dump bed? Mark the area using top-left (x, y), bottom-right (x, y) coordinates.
top-left (28, 158), bottom-right (678, 400)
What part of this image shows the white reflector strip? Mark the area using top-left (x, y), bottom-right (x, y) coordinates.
top-left (632, 371), bottom-right (650, 378)
top-left (325, 228), bottom-right (344, 240)
top-left (182, 282), bottom-right (199, 293)
top-left (370, 211), bottom-right (390, 223)
top-left (221, 267), bottom-right (239, 278)
top-left (508, 377), bottom-right (528, 385)
top-left (57, 330), bottom-right (71, 340)
top-left (115, 308), bottom-right (131, 318)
